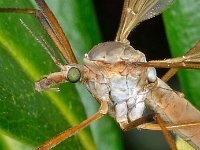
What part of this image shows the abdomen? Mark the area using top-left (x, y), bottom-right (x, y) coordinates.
top-left (146, 78), bottom-right (200, 149)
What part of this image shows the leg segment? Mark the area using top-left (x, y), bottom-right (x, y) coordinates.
top-left (161, 41), bottom-right (200, 82)
top-left (154, 115), bottom-right (177, 150)
top-left (34, 0), bottom-right (77, 64)
top-left (161, 68), bottom-right (178, 82)
top-left (120, 114), bottom-right (155, 131)
top-left (0, 0), bottom-right (77, 64)
top-left (141, 121), bottom-right (200, 130)
top-left (121, 114), bottom-right (177, 150)
top-left (0, 8), bottom-right (65, 65)
top-left (19, 18), bottom-right (62, 67)
top-left (37, 101), bottom-right (108, 150)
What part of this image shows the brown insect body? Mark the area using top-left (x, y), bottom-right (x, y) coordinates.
top-left (32, 0), bottom-right (200, 148)
top-left (146, 78), bottom-right (200, 149)
top-left (82, 41), bottom-right (150, 124)
top-left (82, 41), bottom-right (200, 149)
top-left (34, 38), bottom-right (200, 150)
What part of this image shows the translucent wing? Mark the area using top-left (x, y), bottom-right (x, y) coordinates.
top-left (115, 0), bottom-right (174, 42)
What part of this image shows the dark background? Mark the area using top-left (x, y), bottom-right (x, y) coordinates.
top-left (93, 0), bottom-right (177, 149)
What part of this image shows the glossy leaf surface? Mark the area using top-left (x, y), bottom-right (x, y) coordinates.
top-left (163, 1), bottom-right (200, 149)
top-left (163, 0), bottom-right (200, 109)
top-left (0, 0), bottom-right (122, 150)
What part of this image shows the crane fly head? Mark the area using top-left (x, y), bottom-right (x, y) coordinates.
top-left (35, 64), bottom-right (82, 92)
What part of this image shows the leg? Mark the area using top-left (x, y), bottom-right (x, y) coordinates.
top-left (0, 8), bottom-right (66, 65)
top-left (120, 114), bottom-right (200, 131)
top-left (153, 115), bottom-right (177, 150)
top-left (120, 114), bottom-right (155, 131)
top-left (34, 8), bottom-right (76, 64)
top-left (34, 0), bottom-right (77, 64)
top-left (161, 68), bottom-right (178, 82)
top-left (121, 114), bottom-right (177, 150)
top-left (0, 0), bottom-right (77, 64)
top-left (161, 41), bottom-right (200, 82)
top-left (19, 19), bottom-right (62, 67)
top-left (37, 101), bottom-right (108, 150)
top-left (141, 121), bottom-right (200, 130)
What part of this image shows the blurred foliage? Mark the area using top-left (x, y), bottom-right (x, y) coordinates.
top-left (163, 0), bottom-right (200, 110)
top-left (163, 0), bottom-right (200, 149)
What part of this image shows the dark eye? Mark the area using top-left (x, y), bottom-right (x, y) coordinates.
top-left (67, 67), bottom-right (81, 83)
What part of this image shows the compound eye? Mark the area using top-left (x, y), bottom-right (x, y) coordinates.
top-left (67, 67), bottom-right (81, 83)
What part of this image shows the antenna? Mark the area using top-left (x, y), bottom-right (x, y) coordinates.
top-left (20, 19), bottom-right (62, 67)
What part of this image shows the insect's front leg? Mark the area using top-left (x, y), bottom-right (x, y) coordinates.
top-left (119, 114), bottom-right (155, 131)
top-left (0, 0), bottom-right (77, 64)
top-left (37, 101), bottom-right (108, 150)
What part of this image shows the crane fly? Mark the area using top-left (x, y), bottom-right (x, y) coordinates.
top-left (1, 0), bottom-right (200, 149)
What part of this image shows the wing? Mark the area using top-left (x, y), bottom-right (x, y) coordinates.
top-left (137, 41), bottom-right (200, 69)
top-left (115, 0), bottom-right (174, 42)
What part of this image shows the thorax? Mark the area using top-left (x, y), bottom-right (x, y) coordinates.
top-left (81, 41), bottom-right (156, 121)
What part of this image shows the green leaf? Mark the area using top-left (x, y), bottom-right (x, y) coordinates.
top-left (0, 134), bottom-right (34, 150)
top-left (0, 0), bottom-right (122, 150)
top-left (163, 0), bottom-right (200, 110)
top-left (163, 0), bottom-right (200, 149)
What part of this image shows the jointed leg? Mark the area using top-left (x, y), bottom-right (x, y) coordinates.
top-left (0, 7), bottom-right (65, 65)
top-left (121, 114), bottom-right (177, 150)
top-left (120, 114), bottom-right (200, 131)
top-left (34, 0), bottom-right (77, 64)
top-left (120, 114), bottom-right (155, 131)
top-left (37, 101), bottom-right (108, 150)
top-left (153, 115), bottom-right (177, 150)
top-left (123, 114), bottom-right (200, 149)
top-left (19, 18), bottom-right (62, 67)
top-left (34, 9), bottom-right (76, 64)
top-left (0, 0), bottom-right (77, 64)
top-left (161, 41), bottom-right (200, 82)
top-left (161, 68), bottom-right (178, 82)
top-left (141, 121), bottom-right (200, 130)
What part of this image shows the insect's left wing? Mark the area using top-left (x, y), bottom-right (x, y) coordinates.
top-left (137, 41), bottom-right (200, 69)
top-left (115, 0), bottom-right (174, 42)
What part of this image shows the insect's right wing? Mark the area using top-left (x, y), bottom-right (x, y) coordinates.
top-left (115, 0), bottom-right (174, 43)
